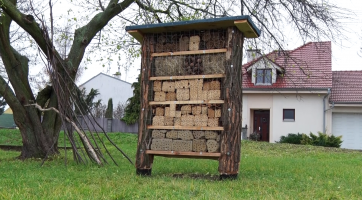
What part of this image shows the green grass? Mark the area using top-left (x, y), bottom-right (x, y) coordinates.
top-left (1, 129), bottom-right (362, 199)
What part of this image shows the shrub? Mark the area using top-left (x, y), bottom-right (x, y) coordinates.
top-left (249, 131), bottom-right (260, 141)
top-left (301, 132), bottom-right (343, 148)
top-left (279, 133), bottom-right (303, 144)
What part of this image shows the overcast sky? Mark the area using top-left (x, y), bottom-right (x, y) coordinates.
top-left (76, 0), bottom-right (362, 85)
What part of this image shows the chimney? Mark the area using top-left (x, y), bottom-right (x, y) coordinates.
top-left (246, 49), bottom-right (261, 62)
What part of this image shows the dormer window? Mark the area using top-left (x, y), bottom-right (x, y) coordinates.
top-left (256, 69), bottom-right (272, 84)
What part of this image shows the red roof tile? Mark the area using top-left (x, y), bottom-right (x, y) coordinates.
top-left (242, 42), bottom-right (332, 89)
top-left (330, 71), bottom-right (362, 103)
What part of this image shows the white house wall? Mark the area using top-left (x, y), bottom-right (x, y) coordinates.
top-left (80, 73), bottom-right (133, 109)
top-left (243, 93), bottom-right (325, 142)
top-left (249, 59), bottom-right (280, 84)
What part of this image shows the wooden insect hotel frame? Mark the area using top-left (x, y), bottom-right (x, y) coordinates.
top-left (126, 16), bottom-right (260, 179)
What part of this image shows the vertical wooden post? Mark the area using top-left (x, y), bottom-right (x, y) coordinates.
top-left (136, 35), bottom-right (154, 175)
top-left (219, 27), bottom-right (244, 179)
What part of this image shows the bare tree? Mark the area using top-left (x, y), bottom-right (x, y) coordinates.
top-left (113, 101), bottom-right (127, 120)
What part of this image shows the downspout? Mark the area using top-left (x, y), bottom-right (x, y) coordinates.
top-left (323, 88), bottom-right (331, 133)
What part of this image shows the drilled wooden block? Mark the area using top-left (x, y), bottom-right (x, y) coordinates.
top-left (193, 139), bottom-right (207, 152)
top-left (189, 79), bottom-right (203, 89)
top-left (174, 117), bottom-right (181, 126)
top-left (164, 117), bottom-right (174, 126)
top-left (151, 138), bottom-right (172, 151)
top-left (155, 107), bottom-right (165, 116)
top-left (203, 82), bottom-right (210, 91)
top-left (207, 90), bottom-right (221, 100)
top-left (215, 109), bottom-right (221, 118)
top-left (206, 139), bottom-right (220, 153)
top-left (201, 106), bottom-right (208, 114)
top-left (181, 114), bottom-right (194, 126)
top-left (209, 80), bottom-right (221, 90)
top-left (192, 106), bottom-right (202, 115)
top-left (154, 91), bottom-right (166, 102)
top-left (175, 80), bottom-right (189, 89)
top-left (178, 130), bottom-right (193, 140)
top-left (176, 89), bottom-right (190, 101)
top-left (205, 131), bottom-right (218, 139)
top-left (165, 107), bottom-right (170, 117)
top-left (166, 130), bottom-right (178, 139)
top-left (172, 140), bottom-right (193, 152)
top-left (208, 108), bottom-right (215, 118)
top-left (207, 118), bottom-right (219, 127)
top-left (194, 114), bottom-right (208, 127)
top-left (152, 116), bottom-right (164, 126)
top-left (175, 111), bottom-right (182, 118)
top-left (162, 81), bottom-right (175, 92)
top-left (166, 92), bottom-right (176, 101)
top-left (179, 36), bottom-right (189, 51)
top-left (190, 88), bottom-right (203, 100)
top-left (181, 105), bottom-right (192, 115)
top-left (201, 90), bottom-right (208, 101)
top-left (189, 36), bottom-right (200, 51)
top-left (153, 81), bottom-right (162, 92)
top-left (169, 104), bottom-right (176, 117)
top-left (193, 131), bottom-right (205, 139)
top-left (152, 130), bottom-right (167, 138)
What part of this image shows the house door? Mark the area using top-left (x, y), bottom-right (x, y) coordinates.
top-left (254, 110), bottom-right (270, 142)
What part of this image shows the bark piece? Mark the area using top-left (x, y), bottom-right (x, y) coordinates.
top-left (193, 139), bottom-right (207, 152)
top-left (172, 140), bottom-right (193, 152)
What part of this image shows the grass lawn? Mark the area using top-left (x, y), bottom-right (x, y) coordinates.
top-left (0, 129), bottom-right (362, 199)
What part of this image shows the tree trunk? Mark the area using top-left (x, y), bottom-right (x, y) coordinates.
top-left (219, 27), bottom-right (244, 178)
top-left (135, 35), bottom-right (154, 175)
top-left (14, 88), bottom-right (62, 159)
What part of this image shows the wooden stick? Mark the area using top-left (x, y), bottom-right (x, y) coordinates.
top-left (150, 74), bottom-right (225, 81)
top-left (151, 49), bottom-right (227, 57)
top-left (147, 125), bottom-right (224, 131)
top-left (25, 103), bottom-right (102, 165)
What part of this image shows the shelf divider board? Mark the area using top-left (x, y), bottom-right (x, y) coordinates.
top-left (151, 48), bottom-right (227, 57)
top-left (146, 150), bottom-right (221, 159)
top-left (150, 74), bottom-right (225, 81)
top-left (150, 100), bottom-right (224, 105)
top-left (148, 125), bottom-right (224, 131)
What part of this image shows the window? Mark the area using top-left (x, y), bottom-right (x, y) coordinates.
top-left (256, 69), bottom-right (272, 84)
top-left (283, 109), bottom-right (295, 122)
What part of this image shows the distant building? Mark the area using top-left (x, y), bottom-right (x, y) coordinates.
top-left (79, 73), bottom-right (133, 109)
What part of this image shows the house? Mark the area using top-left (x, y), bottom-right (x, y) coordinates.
top-left (79, 73), bottom-right (134, 109)
top-left (327, 71), bottom-right (362, 149)
top-left (242, 41), bottom-right (332, 143)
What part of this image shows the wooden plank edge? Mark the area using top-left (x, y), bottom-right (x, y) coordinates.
top-left (151, 48), bottom-right (227, 57)
top-left (234, 20), bottom-right (258, 38)
top-left (146, 150), bottom-right (221, 157)
top-left (127, 30), bottom-right (143, 44)
top-left (147, 126), bottom-right (224, 131)
top-left (150, 74), bottom-right (226, 80)
top-left (149, 100), bottom-right (224, 105)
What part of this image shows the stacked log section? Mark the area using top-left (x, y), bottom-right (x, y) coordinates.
top-left (184, 55), bottom-right (203, 75)
top-left (150, 130), bottom-right (221, 153)
top-left (151, 139), bottom-right (173, 151)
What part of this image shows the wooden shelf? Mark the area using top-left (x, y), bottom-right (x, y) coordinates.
top-left (151, 48), bottom-right (227, 57)
top-left (150, 100), bottom-right (224, 105)
top-left (146, 150), bottom-right (220, 159)
top-left (148, 126), bottom-right (224, 131)
top-left (150, 74), bottom-right (225, 81)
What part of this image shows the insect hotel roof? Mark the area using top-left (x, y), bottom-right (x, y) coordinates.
top-left (125, 15), bottom-right (261, 43)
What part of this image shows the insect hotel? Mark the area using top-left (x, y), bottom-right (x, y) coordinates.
top-left (126, 16), bottom-right (260, 179)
